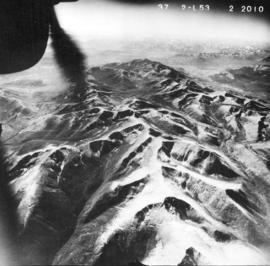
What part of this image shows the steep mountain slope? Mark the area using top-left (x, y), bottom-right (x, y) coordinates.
top-left (3, 59), bottom-right (270, 265)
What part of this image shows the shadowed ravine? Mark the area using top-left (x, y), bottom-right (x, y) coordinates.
top-left (2, 58), bottom-right (270, 265)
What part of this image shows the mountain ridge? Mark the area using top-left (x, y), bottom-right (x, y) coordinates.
top-left (2, 58), bottom-right (270, 265)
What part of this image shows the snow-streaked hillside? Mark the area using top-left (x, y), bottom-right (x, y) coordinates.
top-left (1, 59), bottom-right (270, 265)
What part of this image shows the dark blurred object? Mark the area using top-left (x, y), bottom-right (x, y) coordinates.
top-left (0, 140), bottom-right (20, 265)
top-left (0, 0), bottom-right (78, 74)
top-left (0, 0), bottom-right (50, 74)
top-left (54, 0), bottom-right (79, 3)
top-left (50, 7), bottom-right (87, 101)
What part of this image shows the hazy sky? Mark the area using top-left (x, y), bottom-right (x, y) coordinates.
top-left (55, 0), bottom-right (270, 44)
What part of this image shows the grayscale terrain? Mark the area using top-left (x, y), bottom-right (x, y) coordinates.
top-left (0, 40), bottom-right (270, 265)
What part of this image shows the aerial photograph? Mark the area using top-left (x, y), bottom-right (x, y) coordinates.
top-left (0, 0), bottom-right (270, 265)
